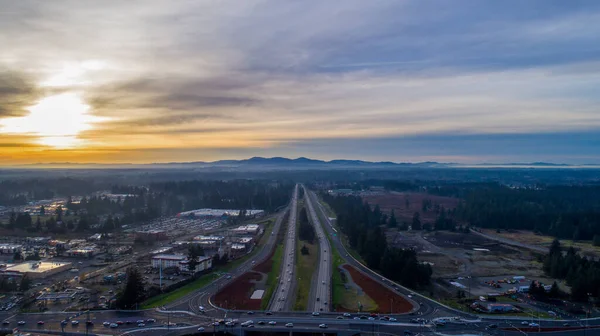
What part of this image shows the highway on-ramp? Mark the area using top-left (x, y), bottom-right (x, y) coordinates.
top-left (270, 184), bottom-right (298, 312)
top-left (303, 185), bottom-right (331, 313)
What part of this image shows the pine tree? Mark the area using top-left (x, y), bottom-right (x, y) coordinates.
top-left (388, 210), bottom-right (397, 228)
top-left (115, 268), bottom-right (146, 309)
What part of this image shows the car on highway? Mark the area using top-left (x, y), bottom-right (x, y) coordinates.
top-left (2, 321), bottom-right (9, 325)
top-left (18, 321), bottom-right (26, 325)
top-left (138, 323), bottom-right (145, 327)
top-left (312, 312), bottom-right (320, 316)
top-left (72, 320), bottom-right (79, 326)
top-left (265, 311), bottom-right (273, 315)
top-left (103, 322), bottom-right (110, 327)
top-left (257, 321), bottom-right (265, 325)
top-left (110, 323), bottom-right (118, 328)
top-left (285, 323), bottom-right (294, 328)
top-left (521, 321), bottom-right (529, 325)
top-left (137, 319), bottom-right (145, 324)
top-left (116, 321), bottom-right (124, 325)
top-left (487, 324), bottom-right (498, 329)
top-left (37, 321), bottom-right (45, 325)
top-left (319, 324), bottom-right (328, 328)
top-left (529, 322), bottom-right (539, 327)
top-left (336, 316), bottom-right (344, 320)
top-left (389, 317), bottom-right (397, 322)
top-left (247, 311), bottom-right (254, 315)
top-left (343, 313), bottom-right (351, 317)
top-left (198, 327), bottom-right (205, 331)
top-left (146, 318), bottom-right (156, 323)
top-left (268, 321), bottom-right (276, 325)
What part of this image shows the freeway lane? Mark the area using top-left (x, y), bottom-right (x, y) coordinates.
top-left (303, 185), bottom-right (332, 313)
top-left (270, 184), bottom-right (298, 312)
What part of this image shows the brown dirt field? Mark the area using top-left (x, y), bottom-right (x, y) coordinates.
top-left (213, 271), bottom-right (263, 310)
top-left (253, 247), bottom-right (275, 273)
top-left (342, 265), bottom-right (413, 314)
top-left (362, 192), bottom-right (460, 224)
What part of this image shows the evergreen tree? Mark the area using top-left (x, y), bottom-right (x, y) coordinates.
top-left (301, 245), bottom-right (309, 255)
top-left (39, 206), bottom-right (45, 216)
top-left (388, 210), bottom-right (397, 228)
top-left (412, 212), bottom-right (421, 230)
top-left (8, 212), bottom-right (16, 229)
top-left (19, 275), bottom-right (32, 292)
top-left (115, 268), bottom-right (146, 309)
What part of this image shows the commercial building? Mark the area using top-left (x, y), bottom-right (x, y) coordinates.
top-left (151, 254), bottom-right (212, 273)
top-left (230, 224), bottom-right (260, 235)
top-left (177, 209), bottom-right (264, 218)
top-left (65, 245), bottom-right (98, 258)
top-left (0, 244), bottom-right (23, 254)
top-left (4, 261), bottom-right (72, 279)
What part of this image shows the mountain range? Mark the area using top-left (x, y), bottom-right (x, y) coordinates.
top-left (10, 157), bottom-right (599, 169)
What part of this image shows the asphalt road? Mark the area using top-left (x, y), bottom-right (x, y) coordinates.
top-left (6, 188), bottom-right (600, 335)
top-left (270, 184), bottom-right (298, 312)
top-left (303, 185), bottom-right (332, 313)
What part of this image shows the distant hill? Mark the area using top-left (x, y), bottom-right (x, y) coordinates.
top-left (8, 157), bottom-right (599, 169)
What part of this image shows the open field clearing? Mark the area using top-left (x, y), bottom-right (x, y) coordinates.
top-left (362, 192), bottom-right (460, 223)
top-left (481, 229), bottom-right (600, 258)
top-left (391, 231), bottom-right (543, 278)
top-left (341, 265), bottom-right (413, 314)
top-left (213, 272), bottom-right (263, 310)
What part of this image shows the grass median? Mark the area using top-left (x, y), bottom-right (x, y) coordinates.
top-left (261, 243), bottom-right (284, 310)
top-left (294, 239), bottom-right (318, 311)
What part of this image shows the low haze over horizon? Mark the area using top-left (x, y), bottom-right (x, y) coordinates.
top-left (2, 0), bottom-right (600, 165)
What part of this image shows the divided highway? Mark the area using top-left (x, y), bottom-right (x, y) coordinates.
top-left (269, 184), bottom-right (298, 312)
top-left (303, 185), bottom-right (331, 313)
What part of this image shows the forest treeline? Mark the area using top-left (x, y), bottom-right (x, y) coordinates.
top-left (543, 239), bottom-right (600, 302)
top-left (321, 193), bottom-right (432, 289)
top-left (444, 184), bottom-right (600, 241)
top-left (3, 180), bottom-right (293, 235)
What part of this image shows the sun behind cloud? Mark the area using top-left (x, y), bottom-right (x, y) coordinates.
top-left (0, 92), bottom-right (106, 148)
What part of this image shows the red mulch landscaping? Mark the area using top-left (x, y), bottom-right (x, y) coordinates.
top-left (342, 264), bottom-right (413, 314)
top-left (213, 271), bottom-right (263, 310)
top-left (363, 192), bottom-right (460, 223)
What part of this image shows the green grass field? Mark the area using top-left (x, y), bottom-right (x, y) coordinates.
top-left (261, 244), bottom-right (284, 310)
top-left (293, 239), bottom-right (318, 311)
top-left (141, 273), bottom-right (219, 309)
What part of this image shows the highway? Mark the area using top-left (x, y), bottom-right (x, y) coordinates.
top-left (303, 185), bottom-right (332, 313)
top-left (5, 187), bottom-right (600, 335)
top-left (270, 184), bottom-right (298, 312)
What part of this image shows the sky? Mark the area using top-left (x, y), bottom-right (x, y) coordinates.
top-left (1, 0), bottom-right (600, 165)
